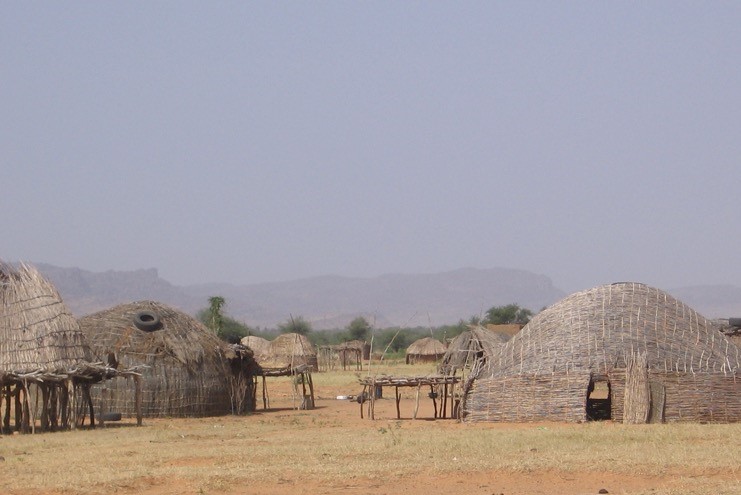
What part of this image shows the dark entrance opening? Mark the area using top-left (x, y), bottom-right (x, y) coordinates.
top-left (586, 378), bottom-right (611, 421)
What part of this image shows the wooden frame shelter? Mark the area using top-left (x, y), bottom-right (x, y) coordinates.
top-left (358, 375), bottom-right (460, 420)
top-left (258, 364), bottom-right (315, 410)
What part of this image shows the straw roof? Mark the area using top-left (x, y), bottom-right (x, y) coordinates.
top-left (481, 282), bottom-right (740, 377)
top-left (241, 335), bottom-right (271, 362)
top-left (261, 332), bottom-right (317, 370)
top-left (79, 300), bottom-right (257, 417)
top-left (406, 337), bottom-right (446, 364)
top-left (439, 326), bottom-right (509, 374)
top-left (463, 282), bottom-right (741, 423)
top-left (0, 262), bottom-right (95, 376)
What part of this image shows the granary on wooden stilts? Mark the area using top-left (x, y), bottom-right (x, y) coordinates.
top-left (256, 332), bottom-right (317, 410)
top-left (461, 282), bottom-right (741, 423)
top-left (79, 301), bottom-right (258, 418)
top-left (0, 263), bottom-right (138, 433)
top-left (405, 337), bottom-right (446, 365)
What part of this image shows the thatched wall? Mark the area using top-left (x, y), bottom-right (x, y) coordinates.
top-left (79, 301), bottom-right (257, 417)
top-left (406, 337), bottom-right (446, 365)
top-left (463, 282), bottom-right (741, 423)
top-left (0, 263), bottom-right (93, 374)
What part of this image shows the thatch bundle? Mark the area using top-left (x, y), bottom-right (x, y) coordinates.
top-left (463, 282), bottom-right (741, 423)
top-left (79, 301), bottom-right (257, 417)
top-left (0, 263), bottom-right (126, 432)
top-left (261, 332), bottom-right (317, 371)
top-left (241, 335), bottom-right (271, 362)
top-left (405, 337), bottom-right (446, 365)
top-left (439, 326), bottom-right (509, 375)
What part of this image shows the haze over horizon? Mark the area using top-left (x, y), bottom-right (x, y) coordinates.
top-left (3, 3), bottom-right (740, 295)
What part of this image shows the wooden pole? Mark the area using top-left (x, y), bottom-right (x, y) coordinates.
top-left (395, 386), bottom-right (401, 419)
top-left (262, 375), bottom-right (268, 410)
top-left (441, 383), bottom-right (448, 419)
top-left (67, 380), bottom-right (77, 430)
top-left (22, 379), bottom-right (34, 434)
top-left (430, 385), bottom-right (438, 419)
top-left (134, 375), bottom-right (143, 426)
top-left (83, 384), bottom-right (95, 428)
top-left (40, 384), bottom-right (49, 431)
top-left (413, 384), bottom-right (421, 420)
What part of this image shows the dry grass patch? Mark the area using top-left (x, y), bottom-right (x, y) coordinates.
top-left (0, 367), bottom-right (738, 495)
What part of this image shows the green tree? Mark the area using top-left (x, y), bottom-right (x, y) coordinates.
top-left (346, 316), bottom-right (372, 341)
top-left (278, 315), bottom-right (312, 335)
top-left (197, 296), bottom-right (252, 343)
top-left (207, 296), bottom-right (225, 335)
top-left (484, 303), bottom-right (533, 325)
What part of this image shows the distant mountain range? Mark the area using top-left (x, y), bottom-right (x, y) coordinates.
top-left (31, 263), bottom-right (741, 330)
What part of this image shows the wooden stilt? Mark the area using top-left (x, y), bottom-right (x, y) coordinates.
top-left (395, 386), bottom-right (401, 419)
top-left (413, 384), bottom-right (421, 420)
top-left (14, 385), bottom-right (22, 432)
top-left (40, 384), bottom-right (49, 431)
top-left (67, 380), bottom-right (77, 430)
top-left (83, 384), bottom-right (95, 428)
top-left (134, 375), bottom-right (143, 426)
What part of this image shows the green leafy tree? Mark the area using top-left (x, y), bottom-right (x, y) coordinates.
top-left (346, 316), bottom-right (372, 341)
top-left (484, 303), bottom-right (533, 325)
top-left (197, 296), bottom-right (252, 343)
top-left (278, 315), bottom-right (312, 335)
top-left (207, 296), bottom-right (225, 335)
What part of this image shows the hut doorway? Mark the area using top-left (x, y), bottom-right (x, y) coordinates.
top-left (586, 378), bottom-right (611, 421)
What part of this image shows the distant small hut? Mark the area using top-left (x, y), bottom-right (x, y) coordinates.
top-left (405, 337), bottom-right (446, 365)
top-left (439, 326), bottom-right (509, 377)
top-left (79, 301), bottom-right (258, 418)
top-left (0, 263), bottom-right (132, 433)
top-left (241, 335), bottom-right (271, 363)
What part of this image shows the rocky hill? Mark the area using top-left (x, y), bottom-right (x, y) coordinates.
top-left (32, 263), bottom-right (741, 330)
top-left (35, 264), bottom-right (565, 330)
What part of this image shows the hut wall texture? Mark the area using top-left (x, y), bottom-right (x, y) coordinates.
top-left (463, 371), bottom-right (591, 423)
top-left (95, 355), bottom-right (235, 417)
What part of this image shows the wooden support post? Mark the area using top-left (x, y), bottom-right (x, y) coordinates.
top-left (413, 384), bottom-right (421, 420)
top-left (67, 380), bottom-right (77, 430)
top-left (369, 380), bottom-right (375, 420)
top-left (307, 372), bottom-right (315, 409)
top-left (450, 380), bottom-right (456, 419)
top-left (262, 375), bottom-right (268, 410)
top-left (359, 384), bottom-right (366, 419)
top-left (134, 375), bottom-right (143, 426)
top-left (49, 385), bottom-right (58, 430)
top-left (395, 386), bottom-right (401, 419)
top-left (14, 385), bottom-right (22, 432)
top-left (22, 379), bottom-right (34, 434)
top-left (3, 385), bottom-right (11, 433)
top-left (40, 384), bottom-right (49, 431)
top-left (84, 384), bottom-right (95, 428)
top-left (430, 385), bottom-right (438, 419)
top-left (441, 383), bottom-right (448, 419)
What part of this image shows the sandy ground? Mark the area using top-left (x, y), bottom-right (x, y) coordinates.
top-left (10, 375), bottom-right (739, 495)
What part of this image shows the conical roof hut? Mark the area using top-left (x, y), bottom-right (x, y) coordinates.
top-left (462, 282), bottom-right (741, 423)
top-left (405, 337), bottom-right (446, 365)
top-left (262, 332), bottom-right (317, 370)
top-left (439, 326), bottom-right (509, 375)
top-left (241, 335), bottom-right (271, 363)
top-left (0, 263), bottom-right (124, 432)
top-left (79, 301), bottom-right (257, 417)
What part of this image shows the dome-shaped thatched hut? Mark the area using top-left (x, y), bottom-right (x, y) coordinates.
top-left (406, 337), bottom-right (446, 365)
top-left (0, 263), bottom-right (125, 432)
top-left (79, 301), bottom-right (258, 418)
top-left (462, 282), bottom-right (741, 423)
top-left (241, 335), bottom-right (271, 363)
top-left (439, 326), bottom-right (510, 376)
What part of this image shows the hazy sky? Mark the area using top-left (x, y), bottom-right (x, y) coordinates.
top-left (2, 2), bottom-right (740, 293)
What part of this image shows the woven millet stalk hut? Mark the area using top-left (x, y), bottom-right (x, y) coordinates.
top-left (241, 335), bottom-right (271, 363)
top-left (0, 263), bottom-right (131, 433)
top-left (79, 301), bottom-right (258, 418)
top-left (439, 326), bottom-right (509, 376)
top-left (462, 282), bottom-right (741, 423)
top-left (405, 337), bottom-right (446, 365)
